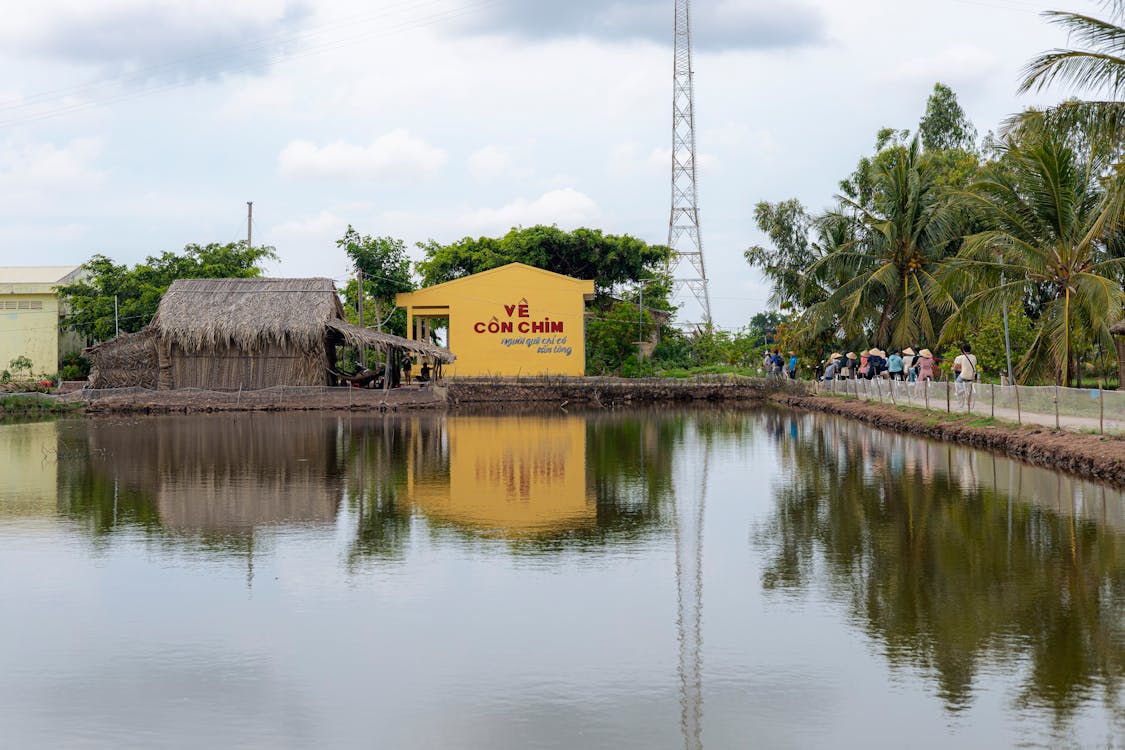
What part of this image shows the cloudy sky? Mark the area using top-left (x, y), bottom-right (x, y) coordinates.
top-left (0, 0), bottom-right (1101, 328)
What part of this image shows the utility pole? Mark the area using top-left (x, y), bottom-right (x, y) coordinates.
top-left (667, 0), bottom-right (712, 329)
top-left (357, 269), bottom-right (366, 369)
top-left (638, 286), bottom-right (645, 366)
top-left (247, 202), bottom-right (253, 249)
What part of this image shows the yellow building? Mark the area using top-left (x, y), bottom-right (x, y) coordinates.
top-left (396, 263), bottom-right (595, 377)
top-left (0, 266), bottom-right (83, 377)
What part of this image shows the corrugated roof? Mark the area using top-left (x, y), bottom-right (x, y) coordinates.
top-left (0, 266), bottom-right (82, 284)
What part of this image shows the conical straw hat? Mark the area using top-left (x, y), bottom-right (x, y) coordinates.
top-left (919, 348), bottom-right (933, 359)
top-left (903, 347), bottom-right (916, 356)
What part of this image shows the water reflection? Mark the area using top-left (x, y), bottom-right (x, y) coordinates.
top-left (3, 410), bottom-right (1124, 746)
top-left (758, 411), bottom-right (1125, 722)
top-left (48, 412), bottom-right (692, 558)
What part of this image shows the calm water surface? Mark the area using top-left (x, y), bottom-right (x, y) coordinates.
top-left (1, 409), bottom-right (1124, 749)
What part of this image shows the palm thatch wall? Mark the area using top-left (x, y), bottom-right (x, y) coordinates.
top-left (87, 277), bottom-right (454, 390)
top-left (86, 329), bottom-right (158, 389)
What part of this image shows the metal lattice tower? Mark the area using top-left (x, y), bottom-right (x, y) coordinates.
top-left (667, 0), bottom-right (712, 329)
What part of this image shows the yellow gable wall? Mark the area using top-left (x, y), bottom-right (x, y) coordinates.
top-left (0, 294), bottom-right (59, 377)
top-left (398, 264), bottom-right (594, 377)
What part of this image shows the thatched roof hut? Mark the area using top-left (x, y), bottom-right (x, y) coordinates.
top-left (88, 278), bottom-right (453, 390)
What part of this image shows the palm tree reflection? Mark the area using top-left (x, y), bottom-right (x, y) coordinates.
top-left (758, 411), bottom-right (1125, 721)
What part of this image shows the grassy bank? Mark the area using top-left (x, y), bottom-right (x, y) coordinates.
top-left (0, 394), bottom-right (82, 418)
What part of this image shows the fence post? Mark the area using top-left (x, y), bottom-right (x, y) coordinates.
top-left (1054, 385), bottom-right (1061, 431)
top-left (925, 379), bottom-right (930, 411)
top-left (991, 381), bottom-right (995, 419)
top-left (945, 376), bottom-right (951, 414)
top-left (1014, 382), bottom-right (1021, 425)
top-left (1099, 379), bottom-right (1105, 435)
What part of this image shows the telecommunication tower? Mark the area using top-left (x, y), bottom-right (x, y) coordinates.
top-left (667, 0), bottom-right (712, 328)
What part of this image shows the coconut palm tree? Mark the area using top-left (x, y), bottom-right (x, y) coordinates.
top-left (1020, 1), bottom-right (1125, 105)
top-left (943, 132), bottom-right (1125, 385)
top-left (801, 137), bottom-right (963, 347)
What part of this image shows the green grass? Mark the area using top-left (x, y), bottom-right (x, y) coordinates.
top-left (655, 365), bottom-right (761, 379)
top-left (0, 395), bottom-right (80, 416)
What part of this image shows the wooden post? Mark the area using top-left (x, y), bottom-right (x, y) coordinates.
top-left (945, 375), bottom-right (951, 413)
top-left (1099, 379), bottom-right (1105, 435)
top-left (925, 379), bottom-right (930, 411)
top-left (1014, 382), bottom-right (1022, 425)
top-left (1054, 384), bottom-right (1061, 431)
top-left (991, 381), bottom-right (995, 419)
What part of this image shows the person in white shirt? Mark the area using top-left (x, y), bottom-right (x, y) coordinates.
top-left (953, 344), bottom-right (978, 400)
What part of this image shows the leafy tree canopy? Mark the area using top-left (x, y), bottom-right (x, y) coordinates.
top-left (59, 241), bottom-right (276, 342)
top-left (919, 82), bottom-right (979, 152)
top-left (337, 226), bottom-right (414, 304)
top-left (415, 225), bottom-right (673, 302)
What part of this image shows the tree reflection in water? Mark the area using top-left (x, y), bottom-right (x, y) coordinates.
top-left (757, 411), bottom-right (1125, 723)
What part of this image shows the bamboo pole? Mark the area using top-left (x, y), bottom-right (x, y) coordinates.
top-left (1054, 385), bottom-right (1061, 431)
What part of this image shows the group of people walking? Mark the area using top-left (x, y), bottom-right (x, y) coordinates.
top-left (818, 345), bottom-right (978, 387)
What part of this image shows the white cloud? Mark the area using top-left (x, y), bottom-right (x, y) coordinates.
top-left (468, 144), bottom-right (532, 182)
top-left (887, 44), bottom-right (1002, 87)
top-left (264, 210), bottom-right (350, 278)
top-left (458, 188), bottom-right (600, 233)
top-left (0, 137), bottom-right (103, 191)
top-left (609, 143), bottom-right (720, 178)
top-left (277, 130), bottom-right (448, 182)
top-left (0, 137), bottom-right (105, 216)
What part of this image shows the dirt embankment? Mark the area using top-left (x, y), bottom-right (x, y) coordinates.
top-left (70, 386), bottom-right (447, 415)
top-left (774, 392), bottom-right (1125, 486)
top-left (447, 379), bottom-right (766, 407)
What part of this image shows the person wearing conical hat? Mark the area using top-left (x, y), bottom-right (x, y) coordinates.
top-left (822, 352), bottom-right (843, 381)
top-left (901, 348), bottom-right (917, 382)
top-left (917, 348), bottom-right (935, 381)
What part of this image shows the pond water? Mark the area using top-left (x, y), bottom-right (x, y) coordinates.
top-left (1, 409), bottom-right (1124, 749)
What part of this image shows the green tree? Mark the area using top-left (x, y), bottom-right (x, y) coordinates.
top-left (1020, 2), bottom-right (1125, 109)
top-left (337, 226), bottom-right (414, 334)
top-left (416, 225), bottom-right (673, 303)
top-left (804, 137), bottom-right (963, 346)
top-left (944, 132), bottom-right (1125, 384)
top-left (745, 200), bottom-right (816, 310)
top-left (919, 82), bottom-right (979, 151)
top-left (586, 300), bottom-right (657, 375)
top-left (59, 242), bottom-right (276, 342)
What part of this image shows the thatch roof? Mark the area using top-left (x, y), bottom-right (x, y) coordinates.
top-left (150, 277), bottom-right (454, 362)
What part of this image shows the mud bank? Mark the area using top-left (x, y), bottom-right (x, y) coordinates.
top-left (68, 386), bottom-right (447, 414)
top-left (447, 379), bottom-right (766, 407)
top-left (775, 392), bottom-right (1125, 487)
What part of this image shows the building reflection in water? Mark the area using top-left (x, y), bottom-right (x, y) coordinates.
top-left (57, 416), bottom-right (344, 538)
top-left (758, 411), bottom-right (1125, 725)
top-left (0, 420), bottom-right (59, 519)
top-left (54, 412), bottom-right (681, 558)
